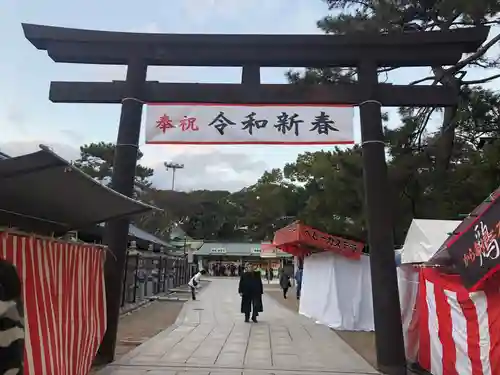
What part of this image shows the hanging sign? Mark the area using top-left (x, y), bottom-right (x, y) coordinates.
top-left (272, 222), bottom-right (364, 260)
top-left (210, 247), bottom-right (226, 254)
top-left (299, 223), bottom-right (364, 260)
top-left (447, 196), bottom-right (500, 290)
top-left (145, 103), bottom-right (354, 145)
top-left (251, 247), bottom-right (261, 254)
top-left (260, 242), bottom-right (278, 258)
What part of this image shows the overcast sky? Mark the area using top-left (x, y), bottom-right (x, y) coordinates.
top-left (1, 0), bottom-right (498, 191)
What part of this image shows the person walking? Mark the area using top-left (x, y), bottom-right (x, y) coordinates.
top-left (295, 267), bottom-right (303, 300)
top-left (280, 271), bottom-right (291, 299)
top-left (269, 267), bottom-right (274, 281)
top-left (238, 264), bottom-right (263, 323)
top-left (188, 269), bottom-right (206, 300)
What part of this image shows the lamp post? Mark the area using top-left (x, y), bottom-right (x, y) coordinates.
top-left (164, 162), bottom-right (184, 191)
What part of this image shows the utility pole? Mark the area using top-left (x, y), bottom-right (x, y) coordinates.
top-left (164, 162), bottom-right (184, 191)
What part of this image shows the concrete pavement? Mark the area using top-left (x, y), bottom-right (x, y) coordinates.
top-left (98, 278), bottom-right (378, 375)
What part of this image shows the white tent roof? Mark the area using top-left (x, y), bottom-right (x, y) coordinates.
top-left (401, 219), bottom-right (461, 264)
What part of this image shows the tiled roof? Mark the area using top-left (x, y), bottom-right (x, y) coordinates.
top-left (129, 224), bottom-right (170, 247)
top-left (97, 222), bottom-right (171, 248)
top-left (0, 147), bottom-right (157, 233)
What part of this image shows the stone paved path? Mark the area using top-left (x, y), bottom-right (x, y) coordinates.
top-left (98, 278), bottom-right (379, 375)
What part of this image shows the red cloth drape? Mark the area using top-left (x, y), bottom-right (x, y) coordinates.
top-left (0, 232), bottom-right (107, 375)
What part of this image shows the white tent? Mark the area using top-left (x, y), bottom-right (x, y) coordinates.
top-left (299, 252), bottom-right (374, 331)
top-left (298, 219), bottom-right (461, 334)
top-left (400, 219), bottom-right (460, 264)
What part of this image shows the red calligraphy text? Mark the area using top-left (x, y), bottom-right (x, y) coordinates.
top-left (180, 116), bottom-right (199, 132)
top-left (156, 114), bottom-right (175, 133)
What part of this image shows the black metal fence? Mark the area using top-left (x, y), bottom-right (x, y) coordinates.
top-left (120, 251), bottom-right (191, 307)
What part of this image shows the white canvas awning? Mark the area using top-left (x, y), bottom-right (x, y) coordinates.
top-left (401, 219), bottom-right (461, 264)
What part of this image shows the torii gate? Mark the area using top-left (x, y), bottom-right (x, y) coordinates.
top-left (22, 23), bottom-right (489, 374)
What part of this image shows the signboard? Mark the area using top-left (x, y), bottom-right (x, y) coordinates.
top-left (300, 224), bottom-right (364, 260)
top-left (447, 196), bottom-right (500, 290)
top-left (145, 103), bottom-right (354, 145)
top-left (273, 222), bottom-right (364, 260)
top-left (210, 247), bottom-right (227, 254)
top-left (260, 242), bottom-right (278, 258)
top-left (251, 247), bottom-right (261, 254)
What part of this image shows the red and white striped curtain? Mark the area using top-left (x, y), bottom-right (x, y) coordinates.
top-left (0, 231), bottom-right (107, 375)
top-left (418, 268), bottom-right (500, 375)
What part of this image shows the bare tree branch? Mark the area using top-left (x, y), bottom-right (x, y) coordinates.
top-left (378, 67), bottom-right (398, 73)
top-left (416, 109), bottom-right (435, 149)
top-left (462, 73), bottom-right (500, 85)
top-left (410, 76), bottom-right (437, 85)
top-left (470, 60), bottom-right (491, 69)
top-left (409, 33), bottom-right (500, 87)
top-left (451, 33), bottom-right (500, 73)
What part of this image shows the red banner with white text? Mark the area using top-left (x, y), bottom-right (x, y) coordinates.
top-left (273, 222), bottom-right (364, 259)
top-left (0, 232), bottom-right (107, 375)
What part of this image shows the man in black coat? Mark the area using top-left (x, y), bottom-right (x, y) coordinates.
top-left (238, 264), bottom-right (263, 323)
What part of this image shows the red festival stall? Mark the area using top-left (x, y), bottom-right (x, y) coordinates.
top-left (272, 222), bottom-right (372, 331)
top-left (401, 188), bottom-right (500, 375)
top-left (0, 231), bottom-right (107, 375)
top-left (0, 147), bottom-right (158, 375)
top-left (272, 221), bottom-right (364, 260)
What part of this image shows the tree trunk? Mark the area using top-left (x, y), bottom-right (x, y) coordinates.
top-left (435, 105), bottom-right (458, 172)
top-left (432, 67), bottom-right (461, 174)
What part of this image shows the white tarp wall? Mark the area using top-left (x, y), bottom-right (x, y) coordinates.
top-left (397, 265), bottom-right (420, 363)
top-left (299, 251), bottom-right (421, 355)
top-left (299, 252), bottom-right (374, 331)
top-left (401, 219), bottom-right (460, 264)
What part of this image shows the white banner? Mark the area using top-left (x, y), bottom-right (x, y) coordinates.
top-left (145, 103), bottom-right (354, 145)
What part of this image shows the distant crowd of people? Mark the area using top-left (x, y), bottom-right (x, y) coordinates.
top-left (209, 262), bottom-right (286, 279)
top-left (209, 263), bottom-right (241, 276)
